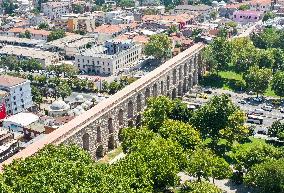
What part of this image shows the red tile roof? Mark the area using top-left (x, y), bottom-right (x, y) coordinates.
top-left (0, 75), bottom-right (27, 87)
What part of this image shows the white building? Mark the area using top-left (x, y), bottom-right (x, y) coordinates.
top-left (75, 40), bottom-right (142, 75)
top-left (0, 75), bottom-right (33, 116)
top-left (0, 45), bottom-right (60, 67)
top-left (41, 2), bottom-right (70, 19)
top-left (44, 35), bottom-right (96, 59)
top-left (105, 11), bottom-right (134, 24)
top-left (2, 113), bottom-right (39, 135)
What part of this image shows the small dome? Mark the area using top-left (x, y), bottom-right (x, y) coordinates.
top-left (219, 0), bottom-right (226, 6)
top-left (75, 95), bottom-right (84, 101)
top-left (50, 100), bottom-right (69, 110)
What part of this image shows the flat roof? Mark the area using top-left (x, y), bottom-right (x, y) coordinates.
top-left (0, 45), bottom-right (58, 60)
top-left (3, 113), bottom-right (39, 127)
top-left (0, 35), bottom-right (44, 45)
top-left (0, 75), bottom-right (27, 87)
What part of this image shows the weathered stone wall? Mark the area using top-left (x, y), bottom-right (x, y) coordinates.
top-left (0, 43), bottom-right (205, 167)
top-left (60, 43), bottom-right (205, 159)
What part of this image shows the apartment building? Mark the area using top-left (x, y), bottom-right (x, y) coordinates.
top-left (4, 27), bottom-right (50, 41)
top-left (0, 75), bottom-right (33, 116)
top-left (41, 2), bottom-right (71, 19)
top-left (75, 40), bottom-right (142, 75)
top-left (0, 45), bottom-right (60, 67)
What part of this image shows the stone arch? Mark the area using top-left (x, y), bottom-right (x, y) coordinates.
top-left (173, 69), bottom-right (177, 85)
top-left (145, 88), bottom-right (150, 103)
top-left (160, 81), bottom-right (164, 95)
top-left (153, 83), bottom-right (158, 97)
top-left (108, 135), bottom-right (115, 150)
top-left (183, 78), bottom-right (187, 93)
top-left (128, 120), bottom-right (134, 127)
top-left (137, 94), bottom-right (142, 112)
top-left (118, 109), bottom-right (123, 126)
top-left (172, 88), bottom-right (177, 99)
top-left (178, 82), bottom-right (182, 97)
top-left (136, 114), bottom-right (142, 128)
top-left (167, 76), bottom-right (170, 90)
top-left (108, 118), bottom-right (113, 134)
top-left (96, 127), bottom-right (102, 143)
top-left (179, 66), bottom-right (182, 80)
top-left (184, 63), bottom-right (188, 76)
top-left (128, 100), bottom-right (134, 119)
top-left (82, 133), bottom-right (90, 151)
top-left (96, 145), bottom-right (104, 159)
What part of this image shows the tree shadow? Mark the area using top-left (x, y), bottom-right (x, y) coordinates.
top-left (199, 73), bottom-right (245, 92)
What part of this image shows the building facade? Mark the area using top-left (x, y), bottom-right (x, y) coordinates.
top-left (0, 75), bottom-right (33, 116)
top-left (75, 40), bottom-right (142, 75)
top-left (41, 2), bottom-right (70, 19)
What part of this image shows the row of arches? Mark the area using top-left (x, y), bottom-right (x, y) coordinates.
top-left (81, 56), bottom-right (199, 159)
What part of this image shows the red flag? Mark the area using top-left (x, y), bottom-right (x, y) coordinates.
top-left (0, 100), bottom-right (6, 120)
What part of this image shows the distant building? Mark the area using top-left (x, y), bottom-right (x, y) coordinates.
top-left (75, 39), bottom-right (142, 75)
top-left (105, 11), bottom-right (134, 24)
top-left (2, 113), bottom-right (42, 138)
top-left (4, 27), bottom-right (51, 41)
top-left (0, 75), bottom-right (33, 116)
top-left (0, 45), bottom-right (60, 67)
top-left (174, 5), bottom-right (212, 20)
top-left (93, 24), bottom-right (137, 43)
top-left (233, 10), bottom-right (263, 23)
top-left (249, 0), bottom-right (272, 13)
top-left (44, 35), bottom-right (96, 59)
top-left (41, 2), bottom-right (71, 19)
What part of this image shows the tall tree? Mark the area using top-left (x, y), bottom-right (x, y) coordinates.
top-left (56, 81), bottom-right (72, 100)
top-left (190, 94), bottom-right (248, 148)
top-left (159, 119), bottom-right (201, 150)
top-left (271, 71), bottom-right (284, 99)
top-left (186, 148), bottom-right (232, 182)
top-left (244, 158), bottom-right (284, 193)
top-left (244, 66), bottom-right (272, 97)
top-left (145, 34), bottom-right (172, 60)
top-left (47, 29), bottom-right (66, 42)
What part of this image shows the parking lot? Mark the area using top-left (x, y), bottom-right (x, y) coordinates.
top-left (183, 87), bottom-right (284, 135)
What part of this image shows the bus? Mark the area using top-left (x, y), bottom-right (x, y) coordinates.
top-left (247, 115), bottom-right (264, 125)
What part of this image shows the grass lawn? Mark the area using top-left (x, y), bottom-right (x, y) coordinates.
top-left (97, 146), bottom-right (123, 164)
top-left (200, 71), bottom-right (277, 97)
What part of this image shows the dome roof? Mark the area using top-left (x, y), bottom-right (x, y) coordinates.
top-left (219, 1), bottom-right (226, 5)
top-left (50, 100), bottom-right (69, 110)
top-left (75, 95), bottom-right (84, 101)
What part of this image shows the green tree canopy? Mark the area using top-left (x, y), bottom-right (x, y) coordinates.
top-left (190, 94), bottom-right (248, 147)
top-left (262, 11), bottom-right (276, 22)
top-left (268, 120), bottom-right (284, 140)
top-left (47, 29), bottom-right (66, 42)
top-left (244, 158), bottom-right (284, 193)
top-left (186, 148), bottom-right (232, 182)
top-left (145, 34), bottom-right (172, 60)
top-left (271, 71), bottom-right (284, 99)
top-left (159, 119), bottom-right (201, 150)
top-left (181, 181), bottom-right (223, 193)
top-left (230, 141), bottom-right (284, 171)
top-left (244, 65), bottom-right (272, 97)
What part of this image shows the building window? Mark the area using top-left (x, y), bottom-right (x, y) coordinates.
top-left (14, 102), bottom-right (16, 105)
top-left (108, 68), bottom-right (110, 71)
top-left (20, 87), bottom-right (22, 91)
top-left (13, 96), bottom-right (16, 100)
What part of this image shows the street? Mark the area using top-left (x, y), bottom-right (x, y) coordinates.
top-left (184, 87), bottom-right (283, 135)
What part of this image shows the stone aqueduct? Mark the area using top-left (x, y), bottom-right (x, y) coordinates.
top-left (2, 43), bottom-right (205, 165)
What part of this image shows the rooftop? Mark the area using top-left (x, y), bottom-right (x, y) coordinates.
top-left (45, 35), bottom-right (95, 49)
top-left (0, 35), bottom-right (45, 45)
top-left (142, 13), bottom-right (194, 23)
top-left (0, 75), bottom-right (27, 88)
top-left (8, 28), bottom-right (50, 36)
top-left (3, 113), bottom-right (39, 127)
top-left (0, 45), bottom-right (58, 60)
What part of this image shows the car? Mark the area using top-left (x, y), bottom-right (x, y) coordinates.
top-left (238, 100), bottom-right (246, 104)
top-left (253, 108), bottom-right (265, 115)
top-left (253, 97), bottom-right (264, 103)
top-left (262, 105), bottom-right (273, 112)
top-left (204, 89), bottom-right (212, 94)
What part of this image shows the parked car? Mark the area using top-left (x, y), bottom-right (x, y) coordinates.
top-left (280, 108), bottom-right (284, 113)
top-left (204, 89), bottom-right (212, 94)
top-left (253, 108), bottom-right (265, 115)
top-left (238, 100), bottom-right (246, 104)
top-left (262, 105), bottom-right (273, 112)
